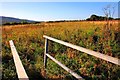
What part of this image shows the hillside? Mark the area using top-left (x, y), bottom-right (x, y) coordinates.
top-left (0, 16), bottom-right (38, 24)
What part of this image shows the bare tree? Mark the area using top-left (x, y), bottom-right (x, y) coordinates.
top-left (102, 4), bottom-right (116, 56)
top-left (102, 4), bottom-right (116, 30)
top-left (103, 4), bottom-right (116, 20)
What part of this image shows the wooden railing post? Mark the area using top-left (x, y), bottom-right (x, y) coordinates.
top-left (44, 38), bottom-right (48, 68)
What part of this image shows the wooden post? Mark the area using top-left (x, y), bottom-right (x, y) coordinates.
top-left (44, 38), bottom-right (48, 68)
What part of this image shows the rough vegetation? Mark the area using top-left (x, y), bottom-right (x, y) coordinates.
top-left (2, 20), bottom-right (120, 80)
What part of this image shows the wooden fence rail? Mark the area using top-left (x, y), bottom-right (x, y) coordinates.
top-left (43, 35), bottom-right (120, 80)
top-left (9, 40), bottom-right (29, 80)
top-left (43, 35), bottom-right (120, 65)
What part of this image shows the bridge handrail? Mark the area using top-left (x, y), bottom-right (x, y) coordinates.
top-left (43, 35), bottom-right (120, 79)
top-left (9, 40), bottom-right (29, 80)
top-left (43, 35), bottom-right (120, 66)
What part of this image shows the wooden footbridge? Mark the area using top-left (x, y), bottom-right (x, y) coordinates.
top-left (9, 35), bottom-right (120, 80)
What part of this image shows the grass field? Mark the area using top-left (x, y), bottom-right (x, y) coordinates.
top-left (2, 20), bottom-right (120, 80)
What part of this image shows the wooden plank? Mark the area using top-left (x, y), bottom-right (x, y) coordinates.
top-left (46, 53), bottom-right (83, 80)
top-left (43, 35), bottom-right (120, 65)
top-left (44, 38), bottom-right (48, 68)
top-left (9, 40), bottom-right (29, 80)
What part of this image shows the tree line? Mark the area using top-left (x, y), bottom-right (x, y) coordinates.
top-left (3, 20), bottom-right (40, 25)
top-left (86, 14), bottom-right (119, 21)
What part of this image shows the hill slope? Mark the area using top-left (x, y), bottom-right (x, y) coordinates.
top-left (0, 16), bottom-right (37, 24)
